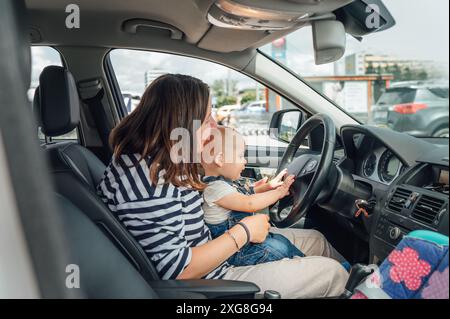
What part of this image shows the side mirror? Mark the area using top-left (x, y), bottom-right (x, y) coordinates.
top-left (269, 109), bottom-right (303, 144)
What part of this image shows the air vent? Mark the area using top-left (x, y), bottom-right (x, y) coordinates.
top-left (411, 195), bottom-right (445, 225)
top-left (387, 188), bottom-right (412, 213)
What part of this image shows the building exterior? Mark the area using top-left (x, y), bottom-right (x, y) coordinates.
top-left (335, 52), bottom-right (443, 78)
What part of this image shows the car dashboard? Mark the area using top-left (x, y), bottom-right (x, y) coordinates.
top-left (353, 135), bottom-right (405, 185)
top-left (336, 125), bottom-right (449, 264)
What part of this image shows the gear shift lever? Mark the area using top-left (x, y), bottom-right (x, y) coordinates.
top-left (341, 263), bottom-right (374, 298)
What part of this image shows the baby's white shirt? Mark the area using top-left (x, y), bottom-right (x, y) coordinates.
top-left (202, 180), bottom-right (237, 225)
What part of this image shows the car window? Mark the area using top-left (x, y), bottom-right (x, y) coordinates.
top-left (31, 46), bottom-right (78, 141)
top-left (429, 88), bottom-right (449, 99)
top-left (377, 88), bottom-right (416, 105)
top-left (108, 49), bottom-right (298, 147)
top-left (260, 0), bottom-right (449, 138)
top-left (415, 89), bottom-right (440, 101)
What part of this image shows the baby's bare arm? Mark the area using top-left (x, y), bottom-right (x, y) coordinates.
top-left (215, 175), bottom-right (295, 212)
top-left (215, 191), bottom-right (279, 213)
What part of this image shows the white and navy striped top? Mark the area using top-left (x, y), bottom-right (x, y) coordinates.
top-left (96, 153), bottom-right (230, 280)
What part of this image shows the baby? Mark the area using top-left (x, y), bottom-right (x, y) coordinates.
top-left (201, 126), bottom-right (305, 267)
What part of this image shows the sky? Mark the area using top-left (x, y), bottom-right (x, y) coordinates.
top-left (270, 0), bottom-right (450, 76)
top-left (360, 0), bottom-right (449, 62)
top-left (31, 0), bottom-right (450, 94)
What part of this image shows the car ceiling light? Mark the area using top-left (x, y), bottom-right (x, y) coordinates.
top-left (208, 0), bottom-right (313, 30)
top-left (216, 0), bottom-right (306, 21)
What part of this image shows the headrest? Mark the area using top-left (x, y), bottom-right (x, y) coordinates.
top-left (39, 66), bottom-right (80, 137)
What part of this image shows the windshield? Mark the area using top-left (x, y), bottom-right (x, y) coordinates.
top-left (260, 0), bottom-right (449, 138)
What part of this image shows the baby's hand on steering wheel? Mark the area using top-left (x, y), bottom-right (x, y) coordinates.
top-left (276, 175), bottom-right (295, 199)
top-left (267, 169), bottom-right (288, 190)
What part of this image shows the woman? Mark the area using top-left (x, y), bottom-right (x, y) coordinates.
top-left (97, 74), bottom-right (348, 298)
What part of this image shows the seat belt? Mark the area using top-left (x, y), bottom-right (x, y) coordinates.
top-left (78, 79), bottom-right (112, 156)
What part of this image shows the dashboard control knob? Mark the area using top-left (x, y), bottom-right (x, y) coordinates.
top-left (389, 227), bottom-right (402, 240)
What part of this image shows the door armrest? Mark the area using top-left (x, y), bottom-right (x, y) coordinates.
top-left (150, 279), bottom-right (260, 299)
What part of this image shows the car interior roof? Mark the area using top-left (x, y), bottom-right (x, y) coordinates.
top-left (25, 0), bottom-right (353, 53)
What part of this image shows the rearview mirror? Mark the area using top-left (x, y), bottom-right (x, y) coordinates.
top-left (269, 109), bottom-right (303, 144)
top-left (312, 20), bottom-right (346, 65)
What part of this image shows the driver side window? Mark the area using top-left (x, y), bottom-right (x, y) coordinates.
top-left (108, 49), bottom-right (299, 148)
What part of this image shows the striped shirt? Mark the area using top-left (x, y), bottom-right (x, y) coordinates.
top-left (96, 153), bottom-right (230, 280)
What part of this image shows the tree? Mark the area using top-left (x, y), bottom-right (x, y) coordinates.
top-left (211, 79), bottom-right (225, 97)
top-left (225, 79), bottom-right (238, 96)
top-left (217, 95), bottom-right (237, 107)
top-left (366, 62), bottom-right (375, 74)
top-left (240, 91), bottom-right (256, 105)
top-left (416, 70), bottom-right (429, 81)
top-left (385, 64), bottom-right (395, 75)
top-left (211, 79), bottom-right (238, 106)
top-left (392, 64), bottom-right (402, 81)
top-left (402, 67), bottom-right (413, 81)
top-left (376, 65), bottom-right (384, 75)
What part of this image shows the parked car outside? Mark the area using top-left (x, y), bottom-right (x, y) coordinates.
top-left (225, 101), bottom-right (273, 137)
top-left (228, 100), bottom-right (270, 124)
top-left (215, 104), bottom-right (241, 124)
top-left (370, 82), bottom-right (449, 137)
top-left (241, 100), bottom-right (267, 113)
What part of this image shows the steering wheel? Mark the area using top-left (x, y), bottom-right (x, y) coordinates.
top-left (270, 113), bottom-right (336, 228)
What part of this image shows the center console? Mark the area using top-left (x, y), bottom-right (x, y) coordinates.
top-left (371, 162), bottom-right (449, 263)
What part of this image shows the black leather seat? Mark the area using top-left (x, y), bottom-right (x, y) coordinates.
top-left (56, 193), bottom-right (205, 299)
top-left (56, 194), bottom-right (159, 298)
top-left (36, 65), bottom-right (160, 281)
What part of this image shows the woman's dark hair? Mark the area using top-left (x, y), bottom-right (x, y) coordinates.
top-left (110, 74), bottom-right (210, 190)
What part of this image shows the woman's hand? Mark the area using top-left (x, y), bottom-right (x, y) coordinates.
top-left (239, 214), bottom-right (270, 244)
top-left (275, 175), bottom-right (295, 199)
